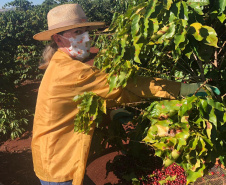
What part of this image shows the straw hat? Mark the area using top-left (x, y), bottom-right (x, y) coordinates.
top-left (33, 4), bottom-right (105, 41)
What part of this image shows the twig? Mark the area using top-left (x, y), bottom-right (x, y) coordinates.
top-left (222, 93), bottom-right (226, 98)
top-left (91, 33), bottom-right (114, 36)
top-left (195, 55), bottom-right (205, 81)
top-left (218, 41), bottom-right (226, 55)
top-left (218, 51), bottom-right (226, 70)
top-left (193, 53), bottom-right (198, 61)
top-left (122, 100), bottom-right (152, 112)
top-left (125, 105), bottom-right (144, 112)
top-left (213, 49), bottom-right (218, 68)
top-left (139, 66), bottom-right (161, 74)
top-left (193, 79), bottom-right (210, 96)
top-left (124, 100), bottom-right (151, 106)
top-left (167, 54), bottom-right (173, 59)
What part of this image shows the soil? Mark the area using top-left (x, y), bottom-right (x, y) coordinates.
top-left (0, 47), bottom-right (121, 185)
top-left (0, 132), bottom-right (121, 185)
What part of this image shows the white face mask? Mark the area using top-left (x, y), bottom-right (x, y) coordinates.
top-left (59, 31), bottom-right (91, 61)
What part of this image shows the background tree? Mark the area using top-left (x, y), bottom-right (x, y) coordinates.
top-left (42, 0), bottom-right (57, 6)
top-left (0, 0), bottom-right (52, 139)
top-left (3, 0), bottom-right (33, 11)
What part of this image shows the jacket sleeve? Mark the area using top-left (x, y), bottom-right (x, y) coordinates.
top-left (81, 66), bottom-right (181, 103)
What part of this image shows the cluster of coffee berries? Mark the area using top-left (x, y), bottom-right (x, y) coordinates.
top-left (139, 163), bottom-right (187, 185)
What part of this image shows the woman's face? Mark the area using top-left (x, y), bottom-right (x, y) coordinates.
top-left (53, 27), bottom-right (90, 60)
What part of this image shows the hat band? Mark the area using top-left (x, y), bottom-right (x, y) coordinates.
top-left (48, 17), bottom-right (88, 30)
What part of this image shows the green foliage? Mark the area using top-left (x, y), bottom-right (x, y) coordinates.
top-left (0, 91), bottom-right (29, 139)
top-left (94, 0), bottom-right (226, 93)
top-left (3, 0), bottom-right (33, 11)
top-left (0, 1), bottom-right (53, 139)
top-left (142, 96), bottom-right (226, 183)
top-left (73, 92), bottom-right (106, 134)
top-left (0, 2), bottom-right (51, 86)
top-left (92, 33), bottom-right (113, 50)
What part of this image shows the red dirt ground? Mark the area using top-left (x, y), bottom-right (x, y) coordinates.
top-left (0, 48), bottom-right (122, 185)
top-left (0, 131), bottom-right (121, 185)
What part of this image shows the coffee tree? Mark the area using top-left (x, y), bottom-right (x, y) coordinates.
top-left (74, 0), bottom-right (226, 184)
top-left (0, 0), bottom-right (53, 139)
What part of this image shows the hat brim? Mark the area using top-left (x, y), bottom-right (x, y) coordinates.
top-left (33, 22), bottom-right (105, 41)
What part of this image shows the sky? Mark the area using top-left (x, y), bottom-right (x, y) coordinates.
top-left (0, 0), bottom-right (45, 9)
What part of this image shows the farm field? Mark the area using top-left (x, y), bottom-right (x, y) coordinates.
top-left (0, 0), bottom-right (226, 184)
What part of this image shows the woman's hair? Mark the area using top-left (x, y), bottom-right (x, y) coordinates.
top-left (39, 40), bottom-right (58, 69)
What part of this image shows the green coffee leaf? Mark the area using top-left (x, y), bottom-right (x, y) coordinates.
top-left (73, 95), bottom-right (82, 102)
top-left (207, 99), bottom-right (224, 111)
top-left (171, 1), bottom-right (182, 17)
top-left (187, 0), bottom-right (209, 6)
top-left (144, 0), bottom-right (157, 19)
top-left (171, 149), bottom-right (181, 160)
top-left (155, 121), bottom-right (170, 137)
top-left (198, 98), bottom-right (208, 117)
top-left (218, 0), bottom-right (226, 13)
top-left (89, 97), bottom-right (98, 118)
top-left (200, 26), bottom-right (219, 48)
top-left (109, 75), bottom-right (118, 93)
top-left (150, 25), bottom-right (170, 42)
top-left (100, 99), bottom-right (106, 113)
top-left (189, 136), bottom-right (199, 150)
top-left (73, 92), bottom-right (106, 134)
top-left (218, 13), bottom-right (226, 23)
top-left (187, 0), bottom-right (204, 15)
top-left (184, 44), bottom-right (193, 59)
top-left (189, 23), bottom-right (204, 41)
top-left (197, 137), bottom-right (207, 157)
top-left (175, 129), bottom-right (190, 140)
top-left (134, 43), bottom-right (143, 64)
top-left (174, 29), bottom-right (186, 49)
top-left (84, 94), bottom-right (94, 113)
top-left (209, 108), bottom-right (217, 128)
top-left (181, 1), bottom-right (189, 20)
top-left (186, 163), bottom-right (205, 183)
top-left (202, 135), bottom-right (213, 147)
top-left (179, 96), bottom-right (197, 117)
top-left (177, 137), bottom-right (187, 149)
top-left (191, 159), bottom-right (201, 171)
top-left (150, 18), bottom-right (159, 35)
top-left (121, 34), bottom-right (128, 49)
top-left (157, 23), bottom-right (176, 43)
top-left (163, 157), bottom-right (175, 167)
top-left (153, 142), bottom-right (169, 150)
top-left (163, 0), bottom-right (173, 10)
top-left (131, 14), bottom-right (140, 37)
top-left (144, 0), bottom-right (157, 38)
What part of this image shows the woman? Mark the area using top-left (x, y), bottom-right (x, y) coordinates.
top-left (32, 4), bottom-right (213, 185)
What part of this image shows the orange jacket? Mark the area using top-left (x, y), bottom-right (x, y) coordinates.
top-left (32, 49), bottom-right (181, 184)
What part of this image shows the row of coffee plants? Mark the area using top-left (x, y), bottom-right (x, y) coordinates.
top-left (74, 0), bottom-right (226, 184)
top-left (0, 0), bottom-right (49, 139)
